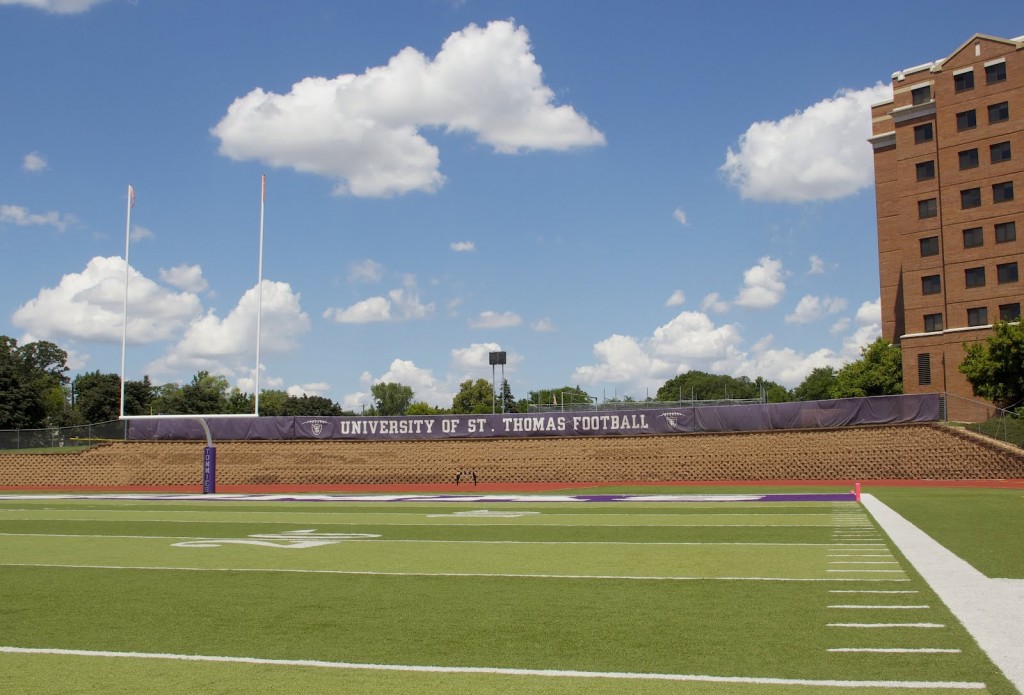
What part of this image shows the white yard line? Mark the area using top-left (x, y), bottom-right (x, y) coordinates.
top-left (0, 646), bottom-right (986, 689)
top-left (827, 623), bottom-right (945, 628)
top-left (861, 493), bottom-right (1024, 694)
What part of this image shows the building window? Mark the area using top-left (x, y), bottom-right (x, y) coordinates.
top-left (954, 70), bottom-right (975, 92)
top-left (991, 141), bottom-right (1012, 164)
top-left (988, 101), bottom-right (1009, 124)
top-left (1000, 303), bottom-right (1021, 321)
top-left (924, 313), bottom-right (943, 332)
top-left (914, 123), bottom-right (934, 144)
top-left (917, 353), bottom-right (931, 386)
top-left (956, 109), bottom-right (977, 131)
top-left (959, 148), bottom-right (979, 169)
top-left (961, 188), bottom-right (981, 209)
top-left (919, 236), bottom-right (940, 256)
top-left (967, 307), bottom-right (989, 327)
top-left (997, 262), bottom-right (1019, 284)
top-left (986, 61), bottom-right (1007, 85)
top-left (962, 227), bottom-right (984, 248)
top-left (995, 221), bottom-right (1017, 243)
top-left (965, 267), bottom-right (986, 287)
top-left (918, 198), bottom-right (938, 218)
top-left (921, 274), bottom-right (942, 295)
top-left (993, 182), bottom-right (1014, 203)
top-left (916, 160), bottom-right (935, 180)
top-left (911, 85), bottom-right (932, 105)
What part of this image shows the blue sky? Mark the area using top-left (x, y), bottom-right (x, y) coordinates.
top-left (3, 0), bottom-right (1023, 411)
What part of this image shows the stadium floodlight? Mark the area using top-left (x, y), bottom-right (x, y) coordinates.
top-left (117, 177), bottom-right (268, 493)
top-left (489, 351), bottom-right (506, 414)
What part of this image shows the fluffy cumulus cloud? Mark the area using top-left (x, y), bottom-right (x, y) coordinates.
top-left (323, 276), bottom-right (434, 323)
top-left (701, 292), bottom-right (730, 314)
top-left (286, 382), bottom-right (330, 398)
top-left (808, 255), bottom-right (826, 274)
top-left (348, 259), bottom-right (383, 283)
top-left (734, 257), bottom-right (786, 308)
top-left (1, 204), bottom-right (75, 232)
top-left (785, 294), bottom-right (848, 324)
top-left (211, 20), bottom-right (605, 197)
top-left (159, 264), bottom-right (208, 293)
top-left (354, 358), bottom-right (453, 410)
top-left (469, 310), bottom-right (522, 329)
top-left (148, 280), bottom-right (310, 377)
top-left (840, 298), bottom-right (882, 359)
top-left (11, 256), bottom-right (201, 343)
top-left (22, 151), bottom-right (47, 172)
top-left (0, 0), bottom-right (111, 13)
top-left (665, 290), bottom-right (685, 307)
top-left (720, 83), bottom-right (892, 203)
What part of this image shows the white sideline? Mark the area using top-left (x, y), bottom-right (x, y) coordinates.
top-left (0, 646), bottom-right (986, 689)
top-left (861, 494), bottom-right (1024, 693)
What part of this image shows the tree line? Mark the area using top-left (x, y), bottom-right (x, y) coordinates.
top-left (3, 329), bottom-right (1021, 430)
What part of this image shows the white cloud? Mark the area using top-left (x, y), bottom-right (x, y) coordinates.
top-left (348, 259), bottom-right (383, 283)
top-left (785, 294), bottom-right (848, 324)
top-left (286, 382), bottom-right (330, 397)
top-left (0, 0), bottom-right (111, 14)
top-left (531, 317), bottom-right (556, 332)
top-left (450, 342), bottom-right (503, 372)
top-left (808, 255), bottom-right (825, 274)
top-left (323, 276), bottom-right (434, 323)
top-left (450, 241), bottom-right (475, 252)
top-left (734, 257), bottom-right (785, 309)
top-left (360, 358), bottom-right (453, 409)
top-left (701, 292), bottom-right (730, 314)
top-left (665, 290), bottom-right (685, 307)
top-left (130, 225), bottom-right (154, 242)
top-left (469, 310), bottom-right (522, 329)
top-left (1, 204), bottom-right (75, 232)
top-left (159, 264), bottom-right (208, 293)
top-left (11, 256), bottom-right (201, 343)
top-left (855, 297), bottom-right (881, 325)
top-left (211, 20), bottom-right (605, 198)
top-left (830, 317), bottom-right (851, 335)
top-left (22, 151), bottom-right (47, 172)
top-left (720, 83), bottom-right (892, 203)
top-left (148, 280), bottom-right (311, 378)
top-left (672, 208), bottom-right (687, 225)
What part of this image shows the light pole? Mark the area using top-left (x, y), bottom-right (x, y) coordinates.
top-left (489, 351), bottom-right (506, 414)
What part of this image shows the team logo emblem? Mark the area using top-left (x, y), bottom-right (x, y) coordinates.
top-left (303, 419), bottom-right (330, 436)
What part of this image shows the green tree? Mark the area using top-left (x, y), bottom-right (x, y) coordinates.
top-left (150, 383), bottom-right (186, 415)
top-left (226, 388), bottom-right (255, 414)
top-left (451, 378), bottom-right (495, 414)
top-left (831, 338), bottom-right (903, 398)
top-left (284, 394), bottom-right (344, 416)
top-left (959, 320), bottom-right (1024, 409)
top-left (257, 389), bottom-right (289, 416)
top-left (524, 386), bottom-right (593, 410)
top-left (405, 401), bottom-right (447, 415)
top-left (180, 371), bottom-right (230, 414)
top-left (123, 376), bottom-right (155, 416)
top-left (754, 377), bottom-right (793, 403)
top-left (0, 336), bottom-right (70, 428)
top-left (656, 371), bottom-right (759, 402)
top-left (371, 382), bottom-right (414, 416)
top-left (499, 379), bottom-right (517, 413)
top-left (792, 366), bottom-right (838, 401)
top-left (72, 371), bottom-right (121, 423)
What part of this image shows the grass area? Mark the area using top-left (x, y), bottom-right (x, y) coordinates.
top-left (0, 445), bottom-right (95, 454)
top-left (966, 416), bottom-right (1024, 449)
top-left (0, 490), bottom-right (1019, 694)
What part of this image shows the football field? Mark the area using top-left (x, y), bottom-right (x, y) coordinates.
top-left (0, 489), bottom-right (1018, 694)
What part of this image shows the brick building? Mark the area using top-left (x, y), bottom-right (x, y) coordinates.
top-left (870, 33), bottom-right (1023, 421)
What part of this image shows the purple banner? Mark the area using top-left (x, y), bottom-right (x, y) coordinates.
top-left (125, 394), bottom-right (940, 442)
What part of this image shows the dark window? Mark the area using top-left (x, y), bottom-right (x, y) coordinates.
top-left (954, 70), bottom-right (975, 92)
top-left (963, 227), bottom-right (984, 248)
top-left (997, 262), bottom-right (1019, 284)
top-left (916, 160), bottom-right (935, 180)
top-left (986, 62), bottom-right (1007, 85)
top-left (917, 353), bottom-right (931, 386)
top-left (919, 236), bottom-right (940, 256)
top-left (995, 221), bottom-right (1017, 243)
top-left (988, 101), bottom-right (1009, 124)
top-left (912, 85), bottom-right (932, 105)
top-left (921, 275), bottom-right (942, 295)
top-left (918, 198), bottom-right (938, 218)
top-left (990, 141), bottom-right (1012, 164)
top-left (959, 148), bottom-right (979, 169)
top-left (914, 123), bottom-right (934, 144)
top-left (1000, 303), bottom-right (1021, 321)
top-left (967, 307), bottom-right (989, 327)
top-left (961, 188), bottom-right (982, 209)
top-left (965, 267), bottom-right (986, 287)
top-left (956, 109), bottom-right (977, 131)
top-left (993, 182), bottom-right (1014, 203)
top-left (924, 313), bottom-right (943, 332)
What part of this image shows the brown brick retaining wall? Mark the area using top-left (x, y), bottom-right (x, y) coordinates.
top-left (2, 424), bottom-right (1022, 489)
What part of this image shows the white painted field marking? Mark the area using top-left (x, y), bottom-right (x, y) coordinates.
top-left (0, 646), bottom-right (985, 689)
top-left (828, 561), bottom-right (900, 565)
top-left (827, 623), bottom-right (945, 629)
top-left (830, 590), bottom-right (919, 594)
top-left (828, 554), bottom-right (893, 558)
top-left (829, 605), bottom-right (930, 609)
top-left (0, 562), bottom-right (910, 582)
top-left (426, 510), bottom-right (540, 518)
top-left (827, 569), bottom-right (905, 573)
top-left (828, 648), bottom-right (961, 654)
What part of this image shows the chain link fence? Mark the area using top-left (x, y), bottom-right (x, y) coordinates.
top-left (0, 420), bottom-right (126, 451)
